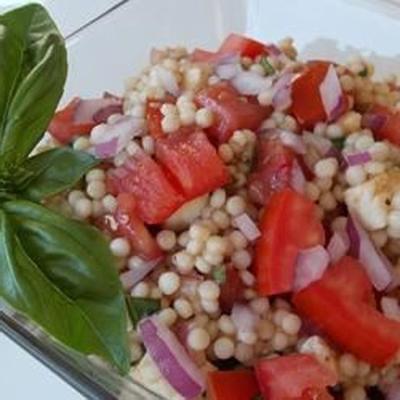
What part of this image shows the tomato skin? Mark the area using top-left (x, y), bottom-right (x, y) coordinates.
top-left (155, 130), bottom-right (229, 199)
top-left (48, 97), bottom-right (96, 144)
top-left (107, 150), bottom-right (184, 225)
top-left (191, 48), bottom-right (221, 63)
top-left (207, 370), bottom-right (260, 400)
top-left (293, 256), bottom-right (400, 367)
top-left (219, 33), bottom-right (268, 58)
top-left (255, 354), bottom-right (337, 400)
top-left (196, 83), bottom-right (271, 143)
top-left (248, 136), bottom-right (295, 205)
top-left (219, 266), bottom-right (245, 313)
top-left (254, 188), bottom-right (325, 296)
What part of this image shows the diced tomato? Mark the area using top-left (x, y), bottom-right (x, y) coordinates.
top-left (48, 97), bottom-right (96, 144)
top-left (255, 354), bottom-right (337, 400)
top-left (290, 61), bottom-right (347, 129)
top-left (254, 188), bottom-right (325, 296)
top-left (196, 82), bottom-right (271, 143)
top-left (208, 370), bottom-right (260, 400)
top-left (107, 150), bottom-right (184, 224)
top-left (146, 96), bottom-right (176, 139)
top-left (248, 136), bottom-right (296, 205)
top-left (155, 130), bottom-right (229, 199)
top-left (293, 256), bottom-right (400, 367)
top-left (218, 33), bottom-right (268, 58)
top-left (191, 48), bottom-right (222, 63)
top-left (219, 266), bottom-right (245, 313)
top-left (362, 104), bottom-right (400, 146)
top-left (105, 193), bottom-right (163, 260)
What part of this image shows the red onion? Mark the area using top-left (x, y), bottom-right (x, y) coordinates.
top-left (154, 65), bottom-right (180, 96)
top-left (231, 70), bottom-right (272, 95)
top-left (327, 229), bottom-right (350, 263)
top-left (347, 213), bottom-right (394, 291)
top-left (343, 151), bottom-right (372, 167)
top-left (279, 130), bottom-right (306, 154)
top-left (215, 63), bottom-right (240, 80)
top-left (120, 257), bottom-right (162, 290)
top-left (231, 303), bottom-right (259, 333)
top-left (272, 72), bottom-right (295, 111)
top-left (233, 213), bottom-right (261, 241)
top-left (139, 317), bottom-right (206, 399)
top-left (94, 137), bottom-right (118, 159)
top-left (74, 97), bottom-right (122, 124)
top-left (290, 159), bottom-right (306, 194)
top-left (319, 64), bottom-right (343, 121)
top-left (362, 112), bottom-right (388, 132)
top-left (381, 297), bottom-right (400, 321)
top-left (265, 43), bottom-right (282, 56)
top-left (293, 245), bottom-right (330, 292)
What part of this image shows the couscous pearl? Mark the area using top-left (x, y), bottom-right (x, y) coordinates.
top-left (339, 353), bottom-right (358, 377)
top-left (158, 272), bottom-right (180, 295)
top-left (389, 210), bottom-right (400, 230)
top-left (210, 189), bottom-right (227, 209)
top-left (203, 251), bottom-right (223, 266)
top-left (214, 337), bottom-right (235, 360)
top-left (315, 177), bottom-right (333, 192)
top-left (201, 299), bottom-right (219, 314)
top-left (188, 328), bottom-right (210, 351)
top-left (212, 210), bottom-right (231, 230)
top-left (305, 182), bottom-right (321, 202)
top-left (156, 230), bottom-right (176, 251)
top-left (250, 298), bottom-right (270, 315)
top-left (218, 143), bottom-right (234, 163)
top-left (257, 90), bottom-right (273, 106)
top-left (189, 224), bottom-right (210, 242)
top-left (113, 151), bottom-right (128, 167)
top-left (86, 168), bottom-right (105, 183)
top-left (232, 249), bottom-right (252, 270)
top-left (126, 140), bottom-right (141, 156)
top-left (194, 314), bottom-right (209, 328)
top-left (345, 165), bottom-right (367, 186)
top-left (131, 282), bottom-right (150, 297)
top-left (355, 135), bottom-right (374, 151)
top-left (110, 237), bottom-right (131, 257)
top-left (257, 320), bottom-right (275, 340)
top-left (186, 239), bottom-right (205, 255)
top-left (198, 280), bottom-right (220, 300)
top-left (319, 192), bottom-right (337, 211)
top-left (229, 230), bottom-right (248, 250)
top-left (68, 190), bottom-right (85, 206)
top-left (238, 331), bottom-right (257, 345)
top-left (161, 114), bottom-right (180, 133)
top-left (206, 236), bottom-right (227, 255)
top-left (272, 331), bottom-right (289, 351)
top-left (73, 136), bottom-right (91, 150)
top-left (357, 361), bottom-right (371, 377)
top-left (273, 309), bottom-right (289, 326)
top-left (142, 136), bottom-right (155, 155)
top-left (92, 200), bottom-right (104, 217)
top-left (130, 104), bottom-right (145, 118)
top-left (243, 288), bottom-right (257, 300)
top-left (281, 314), bottom-right (302, 335)
top-left (173, 251), bottom-right (195, 274)
top-left (207, 320), bottom-right (219, 340)
top-left (173, 298), bottom-right (193, 319)
top-left (160, 103), bottom-right (178, 116)
top-left (74, 198), bottom-right (92, 219)
top-left (370, 229), bottom-right (388, 248)
top-left (194, 256), bottom-right (212, 274)
top-left (150, 287), bottom-right (162, 300)
top-left (102, 194), bottom-right (117, 213)
top-left (195, 108), bottom-right (214, 128)
top-left (333, 185), bottom-right (344, 202)
top-left (179, 107), bottom-right (196, 126)
top-left (314, 158), bottom-right (339, 179)
top-left (240, 270), bottom-right (256, 286)
top-left (86, 180), bottom-right (106, 200)
top-left (235, 343), bottom-right (254, 363)
top-left (364, 161), bottom-right (385, 176)
top-left (314, 122), bottom-right (327, 136)
top-left (128, 256), bottom-right (145, 270)
top-left (370, 142), bottom-right (389, 161)
top-left (218, 315), bottom-right (236, 335)
top-left (326, 124), bottom-right (344, 139)
top-left (130, 343), bottom-right (143, 362)
top-left (158, 308), bottom-right (177, 327)
top-left (392, 192), bottom-right (400, 209)
top-left (178, 231), bottom-right (190, 247)
top-left (344, 386), bottom-right (367, 400)
top-left (226, 196), bottom-right (246, 216)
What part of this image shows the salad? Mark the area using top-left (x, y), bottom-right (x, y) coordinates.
top-left (2, 3), bottom-right (400, 400)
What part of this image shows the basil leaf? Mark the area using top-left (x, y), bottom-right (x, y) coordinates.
top-left (260, 56), bottom-right (275, 75)
top-left (0, 4), bottom-right (67, 165)
top-left (126, 296), bottom-right (161, 328)
top-left (19, 148), bottom-right (98, 201)
top-left (3, 200), bottom-right (130, 373)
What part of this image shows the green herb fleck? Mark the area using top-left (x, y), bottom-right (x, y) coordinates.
top-left (358, 67), bottom-right (368, 77)
top-left (331, 137), bottom-right (345, 150)
top-left (260, 57), bottom-right (275, 76)
top-left (126, 296), bottom-right (161, 328)
top-left (212, 265), bottom-right (226, 284)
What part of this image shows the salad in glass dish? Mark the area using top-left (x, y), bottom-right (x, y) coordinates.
top-left (2, 3), bottom-right (400, 400)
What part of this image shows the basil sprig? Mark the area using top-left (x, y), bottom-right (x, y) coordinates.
top-left (0, 4), bottom-right (130, 373)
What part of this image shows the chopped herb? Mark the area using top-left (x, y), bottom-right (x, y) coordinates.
top-left (331, 137), bottom-right (345, 150)
top-left (126, 296), bottom-right (161, 328)
top-left (358, 67), bottom-right (368, 77)
top-left (260, 56), bottom-right (275, 75)
top-left (212, 265), bottom-right (227, 284)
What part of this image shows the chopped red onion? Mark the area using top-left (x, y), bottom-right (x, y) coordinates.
top-left (280, 130), bottom-right (306, 154)
top-left (265, 43), bottom-right (282, 56)
top-left (290, 159), bottom-right (306, 194)
top-left (74, 97), bottom-right (122, 124)
top-left (233, 213), bottom-right (261, 241)
top-left (215, 63), bottom-right (241, 80)
top-left (362, 112), bottom-right (388, 132)
top-left (272, 72), bottom-right (296, 111)
top-left (347, 213), bottom-right (394, 291)
top-left (154, 65), bottom-right (180, 96)
top-left (93, 105), bottom-right (123, 124)
top-left (231, 70), bottom-right (272, 95)
top-left (319, 64), bottom-right (343, 121)
top-left (139, 317), bottom-right (206, 399)
top-left (94, 137), bottom-right (118, 159)
top-left (120, 257), bottom-right (162, 290)
top-left (381, 297), bottom-right (400, 321)
top-left (231, 303), bottom-right (259, 333)
top-left (343, 151), bottom-right (372, 167)
top-left (293, 245), bottom-right (330, 292)
top-left (327, 229), bottom-right (350, 263)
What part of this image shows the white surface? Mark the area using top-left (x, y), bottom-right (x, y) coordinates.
top-left (1, 0), bottom-right (400, 399)
top-left (0, 333), bottom-right (83, 400)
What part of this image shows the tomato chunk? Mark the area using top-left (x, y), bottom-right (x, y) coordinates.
top-left (219, 33), bottom-right (268, 58)
top-left (254, 189), bottom-right (325, 296)
top-left (293, 256), bottom-right (400, 367)
top-left (208, 370), bottom-right (260, 400)
top-left (155, 130), bottom-right (229, 199)
top-left (146, 96), bottom-right (176, 139)
top-left (107, 150), bottom-right (184, 224)
top-left (196, 83), bottom-right (271, 143)
top-left (255, 354), bottom-right (337, 400)
top-left (48, 97), bottom-right (96, 144)
top-left (219, 266), bottom-right (245, 313)
top-left (248, 136), bottom-right (295, 205)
